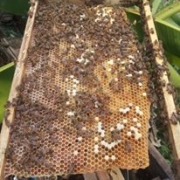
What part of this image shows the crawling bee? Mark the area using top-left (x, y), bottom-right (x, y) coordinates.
top-left (169, 112), bottom-right (179, 125)
top-left (125, 140), bottom-right (132, 153)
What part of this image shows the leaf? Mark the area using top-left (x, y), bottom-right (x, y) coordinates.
top-left (165, 51), bottom-right (180, 68)
top-left (0, 0), bottom-right (29, 15)
top-left (151, 0), bottom-right (179, 15)
top-left (165, 52), bottom-right (180, 88)
top-left (0, 63), bottom-right (14, 123)
top-left (154, 1), bottom-right (180, 57)
top-left (126, 8), bottom-right (144, 42)
top-left (151, 0), bottom-right (162, 15)
top-left (171, 12), bottom-right (180, 26)
top-left (167, 62), bottom-right (180, 89)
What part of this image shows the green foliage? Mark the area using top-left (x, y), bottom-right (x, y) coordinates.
top-left (151, 0), bottom-right (178, 15)
top-left (0, 63), bottom-right (14, 122)
top-left (156, 119), bottom-right (174, 164)
top-left (171, 12), bottom-right (180, 26)
top-left (167, 62), bottom-right (180, 88)
top-left (158, 143), bottom-right (173, 164)
top-left (126, 9), bottom-right (144, 42)
top-left (154, 1), bottom-right (180, 57)
top-left (166, 54), bottom-right (180, 88)
top-left (0, 0), bottom-right (29, 15)
top-left (126, 2), bottom-right (180, 89)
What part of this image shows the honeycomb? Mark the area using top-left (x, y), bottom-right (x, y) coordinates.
top-left (4, 1), bottom-right (151, 177)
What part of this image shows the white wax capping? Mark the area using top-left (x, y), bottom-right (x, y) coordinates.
top-left (129, 103), bottom-right (133, 107)
top-left (117, 123), bottom-right (121, 129)
top-left (121, 124), bottom-right (124, 129)
top-left (137, 123), bottom-right (141, 128)
top-left (129, 60), bottom-right (134, 64)
top-left (126, 74), bottom-right (132, 78)
top-left (71, 44), bottom-right (75, 48)
top-left (111, 142), bottom-right (116, 147)
top-left (104, 155), bottom-right (110, 161)
top-left (82, 127), bottom-right (87, 131)
top-left (72, 89), bottom-right (76, 96)
top-left (111, 155), bottom-right (116, 161)
top-left (67, 90), bottom-right (71, 96)
top-left (138, 111), bottom-right (143, 116)
top-left (107, 59), bottom-right (114, 65)
top-left (122, 109), bottom-right (127, 114)
top-left (67, 111), bottom-right (74, 116)
top-left (125, 107), bottom-right (130, 112)
top-left (117, 123), bottom-right (124, 130)
top-left (80, 13), bottom-right (86, 18)
top-left (120, 61), bottom-right (125, 64)
top-left (123, 119), bottom-right (128, 124)
top-left (95, 101), bottom-right (99, 108)
top-left (66, 101), bottom-right (70, 105)
top-left (98, 122), bottom-right (102, 127)
top-left (94, 145), bottom-right (99, 149)
top-left (101, 130), bottom-right (105, 137)
top-left (94, 149), bottom-right (99, 154)
top-left (133, 118), bottom-right (138, 122)
top-left (95, 117), bottom-right (99, 121)
top-left (130, 126), bottom-right (135, 131)
top-left (101, 140), bottom-right (106, 146)
top-left (73, 79), bottom-right (79, 84)
top-left (127, 131), bottom-right (132, 137)
top-left (73, 150), bottom-right (78, 156)
top-left (73, 84), bottom-right (77, 88)
top-left (119, 108), bottom-right (124, 112)
top-left (77, 136), bottom-right (82, 141)
top-left (128, 55), bottom-right (135, 59)
top-left (98, 123), bottom-right (102, 132)
top-left (94, 137), bottom-right (99, 142)
top-left (107, 144), bottom-right (112, 150)
top-left (135, 133), bottom-right (142, 140)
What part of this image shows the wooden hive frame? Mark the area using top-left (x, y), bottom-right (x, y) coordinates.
top-left (141, 0), bottom-right (180, 161)
top-left (141, 0), bottom-right (180, 178)
top-left (0, 1), bottom-right (39, 179)
top-left (0, 0), bottom-right (180, 179)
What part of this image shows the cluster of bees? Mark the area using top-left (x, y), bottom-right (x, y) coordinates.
top-left (5, 0), bottom-right (151, 177)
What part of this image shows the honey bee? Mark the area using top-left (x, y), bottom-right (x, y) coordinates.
top-left (166, 83), bottom-right (174, 95)
top-left (28, 10), bottom-right (33, 18)
top-left (150, 28), bottom-right (154, 34)
top-left (125, 140), bottom-right (132, 153)
top-left (169, 112), bottom-right (179, 125)
top-left (29, 0), bottom-right (35, 6)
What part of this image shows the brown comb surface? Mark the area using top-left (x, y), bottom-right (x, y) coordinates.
top-left (4, 2), bottom-right (150, 177)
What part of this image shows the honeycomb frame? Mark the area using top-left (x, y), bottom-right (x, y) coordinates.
top-left (2, 1), bottom-right (151, 178)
